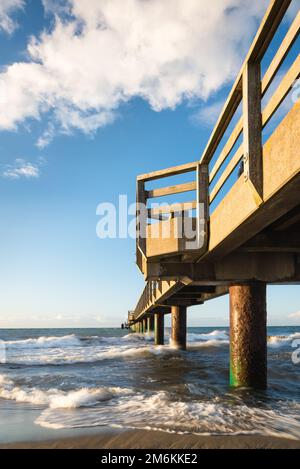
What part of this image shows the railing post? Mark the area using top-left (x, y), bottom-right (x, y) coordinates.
top-left (243, 61), bottom-right (263, 202)
top-left (136, 180), bottom-right (147, 258)
top-left (196, 163), bottom-right (209, 250)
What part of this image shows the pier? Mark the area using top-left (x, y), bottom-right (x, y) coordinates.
top-left (126, 0), bottom-right (300, 389)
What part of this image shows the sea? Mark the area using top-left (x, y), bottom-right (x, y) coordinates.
top-left (0, 326), bottom-right (299, 444)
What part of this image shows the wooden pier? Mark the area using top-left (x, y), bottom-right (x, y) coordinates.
top-left (127, 0), bottom-right (300, 389)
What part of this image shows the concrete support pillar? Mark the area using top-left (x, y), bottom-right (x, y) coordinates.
top-left (171, 306), bottom-right (187, 350)
top-left (147, 316), bottom-right (154, 333)
top-left (138, 322), bottom-right (142, 333)
top-left (229, 282), bottom-right (267, 389)
top-left (143, 318), bottom-right (147, 334)
top-left (154, 313), bottom-right (164, 345)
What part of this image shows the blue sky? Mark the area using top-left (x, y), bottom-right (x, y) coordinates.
top-left (0, 0), bottom-right (299, 328)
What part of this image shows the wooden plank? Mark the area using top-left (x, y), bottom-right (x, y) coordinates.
top-left (149, 214), bottom-right (170, 221)
top-left (209, 145), bottom-right (244, 204)
top-left (148, 201), bottom-right (197, 217)
top-left (243, 62), bottom-right (263, 198)
top-left (209, 117), bottom-right (243, 183)
top-left (262, 11), bottom-right (300, 97)
top-left (200, 0), bottom-right (291, 166)
top-left (146, 181), bottom-right (196, 199)
top-left (247, 0), bottom-right (292, 63)
top-left (137, 161), bottom-right (197, 182)
top-left (262, 54), bottom-right (300, 128)
top-left (200, 86), bottom-right (242, 165)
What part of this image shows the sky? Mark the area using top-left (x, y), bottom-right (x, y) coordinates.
top-left (0, 0), bottom-right (299, 328)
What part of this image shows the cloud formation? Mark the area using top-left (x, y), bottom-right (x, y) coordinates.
top-left (0, 0), bottom-right (270, 145)
top-left (2, 158), bottom-right (41, 179)
top-left (289, 311), bottom-right (300, 319)
top-left (0, 0), bottom-right (23, 34)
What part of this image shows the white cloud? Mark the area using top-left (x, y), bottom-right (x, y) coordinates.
top-left (0, 0), bottom-right (24, 34)
top-left (2, 158), bottom-right (41, 179)
top-left (191, 99), bottom-right (226, 128)
top-left (0, 0), bottom-right (270, 145)
top-left (289, 311), bottom-right (300, 319)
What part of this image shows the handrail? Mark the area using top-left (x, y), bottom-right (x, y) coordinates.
top-left (262, 54), bottom-right (300, 128)
top-left (135, 0), bottom-right (299, 279)
top-left (199, 0), bottom-right (292, 166)
top-left (146, 181), bottom-right (197, 199)
top-left (137, 161), bottom-right (198, 182)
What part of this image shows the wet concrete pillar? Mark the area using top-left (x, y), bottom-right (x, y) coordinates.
top-left (230, 282), bottom-right (267, 389)
top-left (154, 313), bottom-right (164, 345)
top-left (171, 306), bottom-right (187, 350)
top-left (138, 322), bottom-right (142, 333)
top-left (143, 318), bottom-right (147, 334)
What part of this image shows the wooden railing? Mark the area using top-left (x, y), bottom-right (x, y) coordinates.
top-left (133, 279), bottom-right (184, 320)
top-left (136, 161), bottom-right (209, 271)
top-left (204, 0), bottom-right (299, 208)
top-left (136, 0), bottom-right (300, 274)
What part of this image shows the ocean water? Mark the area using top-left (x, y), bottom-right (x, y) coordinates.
top-left (0, 326), bottom-right (299, 443)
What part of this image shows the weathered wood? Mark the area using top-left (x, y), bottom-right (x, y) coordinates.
top-left (146, 181), bottom-right (197, 199)
top-left (137, 162), bottom-right (197, 182)
top-left (262, 54), bottom-right (300, 128)
top-left (148, 201), bottom-right (197, 218)
top-left (195, 164), bottom-right (209, 252)
top-left (200, 87), bottom-right (242, 165)
top-left (136, 180), bottom-right (147, 258)
top-left (209, 145), bottom-right (243, 204)
top-left (243, 62), bottom-right (263, 198)
top-left (200, 0), bottom-right (292, 166)
top-left (261, 11), bottom-right (300, 97)
top-left (171, 293), bottom-right (203, 299)
top-left (204, 101), bottom-right (300, 262)
top-left (209, 117), bottom-right (243, 184)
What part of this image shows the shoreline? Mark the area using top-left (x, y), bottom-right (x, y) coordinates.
top-left (1, 429), bottom-right (300, 449)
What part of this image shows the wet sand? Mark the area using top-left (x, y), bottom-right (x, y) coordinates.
top-left (1, 429), bottom-right (300, 449)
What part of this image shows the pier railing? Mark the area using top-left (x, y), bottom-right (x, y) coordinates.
top-left (136, 0), bottom-right (300, 276)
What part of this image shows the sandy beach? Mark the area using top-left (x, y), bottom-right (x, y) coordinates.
top-left (1, 429), bottom-right (300, 449)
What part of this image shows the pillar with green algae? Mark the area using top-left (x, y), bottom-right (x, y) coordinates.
top-left (229, 282), bottom-right (267, 389)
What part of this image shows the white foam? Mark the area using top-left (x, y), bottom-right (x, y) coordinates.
top-left (3, 334), bottom-right (81, 349)
top-left (188, 339), bottom-right (229, 348)
top-left (3, 339), bottom-right (174, 366)
top-left (268, 332), bottom-right (300, 348)
top-left (187, 330), bottom-right (228, 342)
top-left (0, 374), bottom-right (133, 409)
top-left (35, 389), bottom-right (300, 440)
